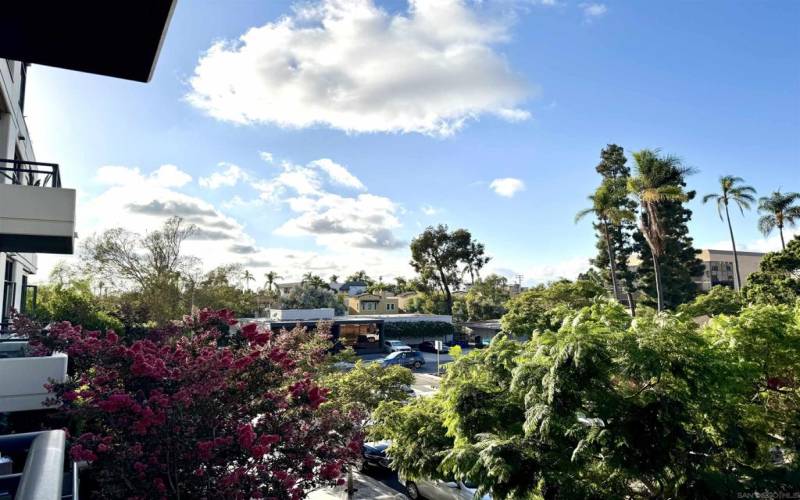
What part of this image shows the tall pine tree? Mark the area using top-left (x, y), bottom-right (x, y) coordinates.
top-left (590, 144), bottom-right (638, 314)
top-left (631, 159), bottom-right (704, 309)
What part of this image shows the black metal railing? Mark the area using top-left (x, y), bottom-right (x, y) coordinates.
top-left (0, 159), bottom-right (61, 188)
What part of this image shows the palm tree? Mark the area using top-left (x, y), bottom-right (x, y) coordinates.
top-left (758, 190), bottom-right (800, 250)
top-left (702, 176), bottom-right (756, 290)
top-left (329, 274), bottom-right (339, 283)
top-left (627, 149), bottom-right (694, 312)
top-left (575, 183), bottom-right (635, 305)
top-left (242, 270), bottom-right (255, 292)
top-left (462, 242), bottom-right (490, 285)
top-left (264, 271), bottom-right (282, 291)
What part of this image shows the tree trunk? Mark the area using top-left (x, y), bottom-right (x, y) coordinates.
top-left (724, 201), bottom-right (742, 290)
top-left (779, 224), bottom-right (786, 250)
top-left (651, 253), bottom-right (664, 312)
top-left (602, 219), bottom-right (620, 301)
top-left (626, 291), bottom-right (636, 317)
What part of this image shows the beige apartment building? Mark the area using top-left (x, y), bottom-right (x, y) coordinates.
top-left (695, 248), bottom-right (765, 291)
top-left (346, 292), bottom-right (400, 315)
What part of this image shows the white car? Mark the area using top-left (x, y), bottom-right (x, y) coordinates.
top-left (384, 340), bottom-right (412, 353)
top-left (401, 476), bottom-right (491, 500)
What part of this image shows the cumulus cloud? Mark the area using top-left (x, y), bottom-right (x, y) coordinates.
top-left (198, 163), bottom-right (249, 189)
top-left (95, 164), bottom-right (192, 188)
top-left (36, 163), bottom-right (415, 285)
top-left (490, 177), bottom-right (525, 197)
top-left (310, 159), bottom-right (366, 190)
top-left (186, 0), bottom-right (530, 136)
top-left (580, 2), bottom-right (607, 19)
top-left (421, 204), bottom-right (439, 216)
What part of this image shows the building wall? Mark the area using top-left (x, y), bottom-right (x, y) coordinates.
top-left (395, 292), bottom-right (418, 312)
top-left (695, 249), bottom-right (765, 291)
top-left (346, 293), bottom-right (399, 315)
top-left (0, 58), bottom-right (37, 332)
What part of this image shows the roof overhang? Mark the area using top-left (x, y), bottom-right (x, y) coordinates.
top-left (0, 1), bottom-right (177, 82)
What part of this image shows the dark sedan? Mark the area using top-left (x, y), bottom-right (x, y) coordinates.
top-left (360, 441), bottom-right (391, 470)
top-left (417, 341), bottom-right (449, 354)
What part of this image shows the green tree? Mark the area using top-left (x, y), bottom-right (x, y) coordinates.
top-left (758, 190), bottom-right (800, 250)
top-left (588, 144), bottom-right (639, 314)
top-left (241, 269), bottom-right (255, 291)
top-left (677, 285), bottom-right (744, 318)
top-left (628, 149), bottom-right (702, 311)
top-left (500, 278), bottom-right (605, 336)
top-left (377, 301), bottom-right (800, 498)
top-left (703, 176), bottom-right (757, 289)
top-left (302, 272), bottom-right (329, 289)
top-left (323, 361), bottom-right (414, 417)
top-left (31, 280), bottom-right (123, 332)
top-left (283, 281), bottom-right (344, 313)
top-left (410, 225), bottom-right (485, 315)
top-left (463, 274), bottom-right (511, 321)
top-left (80, 216), bottom-right (199, 324)
top-left (345, 270), bottom-right (376, 286)
top-left (462, 241), bottom-right (490, 285)
top-left (743, 235), bottom-right (800, 304)
top-left (575, 182), bottom-right (634, 308)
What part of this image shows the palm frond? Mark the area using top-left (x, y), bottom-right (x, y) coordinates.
top-left (758, 214), bottom-right (776, 236)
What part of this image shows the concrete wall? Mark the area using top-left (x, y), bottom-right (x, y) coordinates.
top-left (696, 249), bottom-right (765, 291)
top-left (0, 58), bottom-right (37, 324)
top-left (267, 308), bottom-right (335, 321)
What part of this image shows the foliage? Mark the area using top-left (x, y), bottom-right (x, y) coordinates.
top-left (744, 236), bottom-right (800, 305)
top-left (583, 144), bottom-right (638, 311)
top-left (500, 278), bottom-right (606, 337)
top-left (192, 264), bottom-right (260, 316)
top-left (758, 190), bottom-right (800, 249)
top-left (80, 217), bottom-right (199, 324)
top-left (282, 281), bottom-right (345, 314)
top-left (37, 310), bottom-right (359, 499)
top-left (345, 270), bottom-right (376, 287)
top-left (678, 285), bottom-right (744, 318)
top-left (29, 280), bottom-right (123, 332)
top-left (462, 274), bottom-right (511, 321)
top-left (629, 150), bottom-right (703, 310)
top-left (702, 176), bottom-right (757, 289)
top-left (322, 360), bottom-right (414, 418)
top-left (383, 321), bottom-right (455, 339)
top-left (410, 225), bottom-right (488, 315)
top-left (377, 301), bottom-right (800, 498)
top-left (403, 291), bottom-right (461, 316)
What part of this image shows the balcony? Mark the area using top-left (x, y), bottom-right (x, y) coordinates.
top-left (0, 160), bottom-right (76, 255)
top-left (0, 340), bottom-right (67, 412)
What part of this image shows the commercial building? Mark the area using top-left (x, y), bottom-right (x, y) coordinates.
top-left (694, 248), bottom-right (765, 291)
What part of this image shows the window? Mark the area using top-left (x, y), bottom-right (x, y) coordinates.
top-left (2, 259), bottom-right (16, 327)
top-left (386, 303), bottom-right (396, 311)
top-left (360, 301), bottom-right (377, 311)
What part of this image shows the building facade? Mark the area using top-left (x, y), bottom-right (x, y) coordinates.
top-left (0, 59), bottom-right (37, 332)
top-left (346, 292), bottom-right (399, 315)
top-left (694, 249), bottom-right (765, 291)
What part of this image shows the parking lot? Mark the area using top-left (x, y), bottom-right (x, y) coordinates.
top-left (359, 347), bottom-right (480, 374)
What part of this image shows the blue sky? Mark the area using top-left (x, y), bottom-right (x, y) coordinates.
top-left (24, 0), bottom-right (800, 284)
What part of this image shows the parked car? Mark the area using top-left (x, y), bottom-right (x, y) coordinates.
top-left (381, 351), bottom-right (426, 369)
top-left (445, 339), bottom-right (469, 348)
top-left (400, 475), bottom-right (491, 500)
top-left (360, 440), bottom-right (391, 470)
top-left (417, 341), bottom-right (449, 354)
top-left (384, 340), bottom-right (412, 353)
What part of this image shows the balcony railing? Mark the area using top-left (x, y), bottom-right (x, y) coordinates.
top-left (0, 159), bottom-right (61, 188)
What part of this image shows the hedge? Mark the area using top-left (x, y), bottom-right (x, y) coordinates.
top-left (383, 321), bottom-right (454, 339)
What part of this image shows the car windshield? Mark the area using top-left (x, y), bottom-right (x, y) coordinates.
top-left (388, 341), bottom-right (402, 346)
top-left (385, 352), bottom-right (402, 360)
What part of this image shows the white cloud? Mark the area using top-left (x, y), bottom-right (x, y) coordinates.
top-left (490, 177), bottom-right (525, 197)
top-left (95, 164), bottom-right (192, 188)
top-left (421, 204), bottom-right (439, 216)
top-left (199, 162), bottom-right (249, 189)
top-left (259, 151), bottom-right (274, 164)
top-left (309, 158), bottom-right (366, 190)
top-left (37, 163), bottom-right (414, 285)
top-left (186, 0), bottom-right (530, 137)
top-left (580, 2), bottom-right (607, 19)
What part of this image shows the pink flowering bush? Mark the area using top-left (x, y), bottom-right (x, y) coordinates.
top-left (39, 309), bottom-right (361, 499)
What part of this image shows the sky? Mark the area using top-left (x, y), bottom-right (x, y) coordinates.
top-left (23, 0), bottom-right (800, 285)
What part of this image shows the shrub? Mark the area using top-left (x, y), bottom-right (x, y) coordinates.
top-left (38, 309), bottom-right (359, 499)
top-left (383, 321), bottom-right (455, 339)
